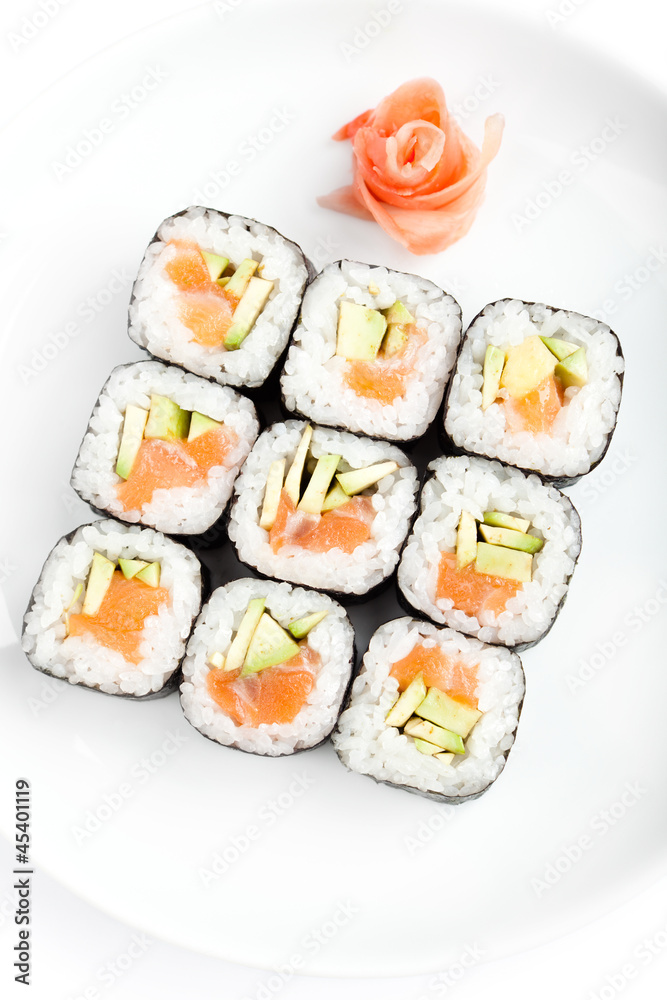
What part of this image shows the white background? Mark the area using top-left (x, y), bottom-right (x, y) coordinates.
top-left (2, 0), bottom-right (666, 997)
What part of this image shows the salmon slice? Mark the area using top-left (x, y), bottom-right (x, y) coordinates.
top-left (343, 326), bottom-right (426, 404)
top-left (164, 240), bottom-right (236, 348)
top-left (68, 571), bottom-right (169, 664)
top-left (206, 645), bottom-right (319, 726)
top-left (184, 426), bottom-right (236, 469)
top-left (164, 241), bottom-right (212, 290)
top-left (390, 642), bottom-right (479, 708)
top-left (269, 490), bottom-right (374, 554)
top-left (116, 438), bottom-right (203, 511)
top-left (436, 550), bottom-right (521, 619)
top-left (503, 374), bottom-right (564, 435)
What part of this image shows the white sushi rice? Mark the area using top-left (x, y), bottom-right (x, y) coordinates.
top-left (333, 618), bottom-right (524, 800)
top-left (71, 361), bottom-right (259, 535)
top-left (398, 455), bottom-right (581, 646)
top-left (128, 207), bottom-right (310, 388)
top-left (180, 578), bottom-right (354, 756)
top-left (281, 260), bottom-right (461, 440)
top-left (444, 299), bottom-right (624, 479)
top-left (228, 421), bottom-right (419, 595)
top-left (22, 520), bottom-right (202, 697)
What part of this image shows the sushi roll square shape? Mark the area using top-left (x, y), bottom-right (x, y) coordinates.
top-left (398, 455), bottom-right (581, 648)
top-left (180, 578), bottom-right (355, 756)
top-left (228, 420), bottom-right (419, 596)
top-left (443, 299), bottom-right (624, 484)
top-left (128, 206), bottom-right (311, 388)
top-left (333, 618), bottom-right (525, 802)
top-left (281, 259), bottom-right (462, 441)
top-left (71, 361), bottom-right (259, 535)
top-left (22, 520), bottom-right (202, 698)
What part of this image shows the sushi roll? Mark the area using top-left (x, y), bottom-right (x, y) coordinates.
top-left (281, 259), bottom-right (462, 441)
top-left (397, 455), bottom-right (581, 648)
top-left (22, 520), bottom-right (202, 698)
top-left (332, 618), bottom-right (524, 802)
top-left (228, 420), bottom-right (419, 596)
top-left (70, 361), bottom-right (259, 535)
top-left (443, 299), bottom-right (624, 485)
top-left (180, 578), bottom-right (355, 756)
top-left (128, 206), bottom-right (311, 388)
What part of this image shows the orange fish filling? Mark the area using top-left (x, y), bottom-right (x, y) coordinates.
top-left (164, 240), bottom-right (241, 348)
top-left (436, 550), bottom-right (521, 619)
top-left (390, 642), bottom-right (479, 709)
top-left (68, 571), bottom-right (169, 665)
top-left (116, 427), bottom-right (235, 512)
top-left (206, 645), bottom-right (320, 727)
top-left (269, 490), bottom-right (373, 554)
top-left (503, 374), bottom-right (564, 436)
top-left (343, 326), bottom-right (426, 404)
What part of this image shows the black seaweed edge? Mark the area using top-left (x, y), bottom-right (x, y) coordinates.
top-left (125, 206), bottom-right (315, 390)
top-left (21, 520), bottom-right (204, 701)
top-left (178, 583), bottom-right (357, 757)
top-left (278, 259), bottom-right (464, 445)
top-left (440, 297), bottom-right (626, 490)
top-left (332, 617), bottom-right (526, 804)
top-left (394, 456), bottom-right (583, 653)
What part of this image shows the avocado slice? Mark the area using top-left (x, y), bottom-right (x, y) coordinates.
top-left (434, 752), bottom-right (455, 764)
top-left (336, 460), bottom-right (398, 496)
top-left (382, 301), bottom-right (415, 358)
top-left (118, 558), bottom-right (149, 580)
top-left (115, 404), bottom-right (149, 480)
top-left (66, 582), bottom-right (84, 611)
top-left (321, 483), bottom-right (350, 512)
top-left (499, 336), bottom-right (558, 399)
top-left (384, 301), bottom-right (414, 326)
top-left (413, 738), bottom-right (444, 756)
top-left (144, 395), bottom-right (190, 441)
top-left (135, 561), bottom-right (161, 588)
top-left (225, 598), bottom-right (266, 673)
top-left (555, 347), bottom-right (588, 388)
top-left (287, 610), bottom-right (328, 639)
top-left (475, 542), bottom-right (532, 583)
top-left (209, 651), bottom-right (225, 669)
top-left (259, 458), bottom-right (287, 530)
top-left (284, 425), bottom-right (313, 505)
top-left (240, 612), bottom-right (300, 677)
top-left (415, 687), bottom-right (482, 738)
top-left (224, 276), bottom-right (274, 350)
top-left (478, 523), bottom-right (543, 553)
top-left (224, 258), bottom-right (258, 300)
top-left (456, 510), bottom-right (477, 570)
top-left (403, 717), bottom-right (465, 754)
top-left (540, 336), bottom-right (580, 361)
top-left (188, 411), bottom-right (222, 442)
top-left (335, 300), bottom-right (387, 361)
top-left (385, 673), bottom-right (427, 728)
top-left (481, 344), bottom-right (506, 410)
top-left (298, 454), bottom-right (341, 514)
top-left (201, 251), bottom-right (229, 282)
top-left (82, 552), bottom-right (116, 616)
top-left (483, 511), bottom-right (530, 533)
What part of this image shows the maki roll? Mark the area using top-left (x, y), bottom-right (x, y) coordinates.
top-left (71, 362), bottom-right (259, 535)
top-left (397, 456), bottom-right (581, 648)
top-left (180, 578), bottom-right (355, 756)
top-left (128, 206), bottom-right (311, 388)
top-left (443, 299), bottom-right (624, 485)
top-left (333, 618), bottom-right (524, 802)
top-left (281, 259), bottom-right (462, 441)
top-left (228, 421), bottom-right (419, 596)
top-left (22, 520), bottom-right (202, 698)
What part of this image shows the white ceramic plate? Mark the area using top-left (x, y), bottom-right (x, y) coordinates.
top-left (1, 0), bottom-right (666, 978)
